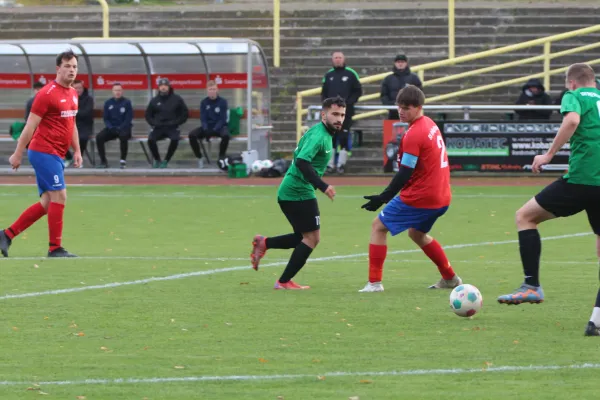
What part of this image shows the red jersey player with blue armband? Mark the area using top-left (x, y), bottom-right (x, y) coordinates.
top-left (358, 85), bottom-right (462, 292)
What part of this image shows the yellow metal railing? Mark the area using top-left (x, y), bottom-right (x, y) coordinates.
top-left (96, 0), bottom-right (109, 38)
top-left (296, 24), bottom-right (600, 140)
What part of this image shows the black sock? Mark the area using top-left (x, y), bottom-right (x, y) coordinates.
top-left (266, 233), bottom-right (302, 249)
top-left (279, 242), bottom-right (313, 283)
top-left (519, 229), bottom-right (541, 286)
top-left (595, 287), bottom-right (600, 308)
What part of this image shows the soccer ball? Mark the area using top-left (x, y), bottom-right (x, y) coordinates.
top-left (449, 284), bottom-right (483, 317)
top-left (261, 159), bottom-right (274, 170)
top-left (251, 160), bottom-right (263, 174)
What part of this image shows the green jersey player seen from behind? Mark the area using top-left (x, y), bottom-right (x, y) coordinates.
top-left (497, 63), bottom-right (600, 338)
top-left (277, 122), bottom-right (334, 201)
top-left (560, 87), bottom-right (600, 185)
top-left (249, 96), bottom-right (345, 290)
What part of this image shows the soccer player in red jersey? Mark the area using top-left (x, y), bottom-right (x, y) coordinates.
top-left (0, 50), bottom-right (82, 258)
top-left (358, 85), bottom-right (461, 292)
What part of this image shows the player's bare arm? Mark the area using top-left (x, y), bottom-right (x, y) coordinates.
top-left (9, 112), bottom-right (42, 170)
top-left (70, 124), bottom-right (83, 168)
top-left (532, 112), bottom-right (580, 173)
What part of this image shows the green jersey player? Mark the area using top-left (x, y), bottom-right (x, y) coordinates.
top-left (249, 97), bottom-right (344, 289)
top-left (497, 63), bottom-right (600, 336)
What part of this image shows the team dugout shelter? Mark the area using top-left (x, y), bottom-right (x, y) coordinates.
top-left (0, 38), bottom-right (271, 162)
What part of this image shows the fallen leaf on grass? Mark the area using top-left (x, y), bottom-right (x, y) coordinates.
top-left (100, 346), bottom-right (109, 351)
top-left (513, 340), bottom-right (519, 344)
top-left (26, 387), bottom-right (40, 391)
top-left (317, 376), bottom-right (326, 381)
top-left (258, 358), bottom-right (268, 363)
top-left (174, 365), bottom-right (185, 369)
top-left (76, 396), bottom-right (86, 399)
top-left (76, 332), bottom-right (85, 337)
top-left (239, 282), bottom-right (250, 285)
top-left (485, 361), bottom-right (493, 367)
top-left (11, 327), bottom-right (18, 331)
top-left (349, 397), bottom-right (360, 400)
top-left (43, 316), bottom-right (49, 320)
top-left (34, 264), bottom-right (39, 269)
top-left (312, 359), bottom-right (320, 363)
top-left (39, 391), bottom-right (49, 395)
top-left (277, 396), bottom-right (285, 399)
top-left (359, 379), bottom-right (373, 384)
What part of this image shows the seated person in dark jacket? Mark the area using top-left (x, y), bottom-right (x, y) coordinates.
top-left (25, 81), bottom-right (44, 122)
top-left (145, 78), bottom-right (189, 168)
top-left (188, 80), bottom-right (230, 168)
top-left (65, 80), bottom-right (94, 167)
top-left (514, 78), bottom-right (552, 120)
top-left (95, 83), bottom-right (133, 169)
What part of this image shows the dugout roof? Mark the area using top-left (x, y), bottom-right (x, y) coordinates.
top-left (0, 38), bottom-right (270, 138)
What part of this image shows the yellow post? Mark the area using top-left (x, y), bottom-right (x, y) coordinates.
top-left (96, 0), bottom-right (110, 38)
top-left (296, 95), bottom-right (303, 142)
top-left (273, 0), bottom-right (280, 68)
top-left (418, 69), bottom-right (425, 83)
top-left (448, 0), bottom-right (455, 59)
top-left (543, 41), bottom-right (551, 91)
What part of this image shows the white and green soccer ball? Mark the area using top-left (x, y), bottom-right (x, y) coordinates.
top-left (251, 160), bottom-right (264, 173)
top-left (449, 284), bottom-right (483, 317)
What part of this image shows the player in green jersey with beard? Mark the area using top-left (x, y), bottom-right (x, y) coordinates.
top-left (497, 63), bottom-right (600, 336)
top-left (249, 97), bottom-right (344, 289)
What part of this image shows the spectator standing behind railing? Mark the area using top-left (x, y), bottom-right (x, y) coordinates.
top-left (514, 78), bottom-right (553, 120)
top-left (321, 51), bottom-right (362, 174)
top-left (95, 83), bottom-right (133, 169)
top-left (145, 78), bottom-right (189, 169)
top-left (380, 54), bottom-right (423, 120)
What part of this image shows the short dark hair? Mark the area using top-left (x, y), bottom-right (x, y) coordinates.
top-left (56, 49), bottom-right (78, 67)
top-left (566, 63), bottom-right (595, 85)
top-left (396, 85), bottom-right (425, 107)
top-left (322, 96), bottom-right (346, 110)
top-left (33, 81), bottom-right (44, 89)
top-left (112, 82), bottom-right (122, 88)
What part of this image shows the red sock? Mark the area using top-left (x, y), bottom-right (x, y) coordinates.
top-left (47, 202), bottom-right (65, 251)
top-left (369, 244), bottom-right (387, 283)
top-left (5, 202), bottom-right (47, 239)
top-left (422, 239), bottom-right (455, 280)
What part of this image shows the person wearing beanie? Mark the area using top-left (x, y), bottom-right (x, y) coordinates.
top-left (380, 53), bottom-right (423, 120)
top-left (145, 77), bottom-right (189, 168)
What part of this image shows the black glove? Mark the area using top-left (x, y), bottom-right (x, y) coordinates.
top-left (361, 194), bottom-right (386, 212)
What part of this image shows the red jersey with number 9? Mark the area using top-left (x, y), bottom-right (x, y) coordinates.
top-left (396, 115), bottom-right (451, 209)
top-left (28, 81), bottom-right (78, 158)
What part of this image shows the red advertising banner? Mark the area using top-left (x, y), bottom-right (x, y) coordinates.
top-left (33, 74), bottom-right (90, 88)
top-left (210, 73), bottom-right (268, 89)
top-left (0, 73), bottom-right (31, 89)
top-left (91, 74), bottom-right (148, 90)
top-left (151, 74), bottom-right (206, 89)
top-left (383, 119), bottom-right (408, 172)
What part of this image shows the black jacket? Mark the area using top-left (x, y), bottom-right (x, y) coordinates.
top-left (515, 78), bottom-right (552, 120)
top-left (321, 66), bottom-right (362, 105)
top-left (25, 96), bottom-right (35, 121)
top-left (145, 88), bottom-right (189, 129)
top-left (76, 87), bottom-right (94, 138)
top-left (380, 66), bottom-right (423, 105)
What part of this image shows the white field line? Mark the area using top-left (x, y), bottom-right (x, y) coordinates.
top-left (0, 363), bottom-right (599, 386)
top-left (0, 232), bottom-right (592, 301)
top-left (0, 192), bottom-right (530, 199)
